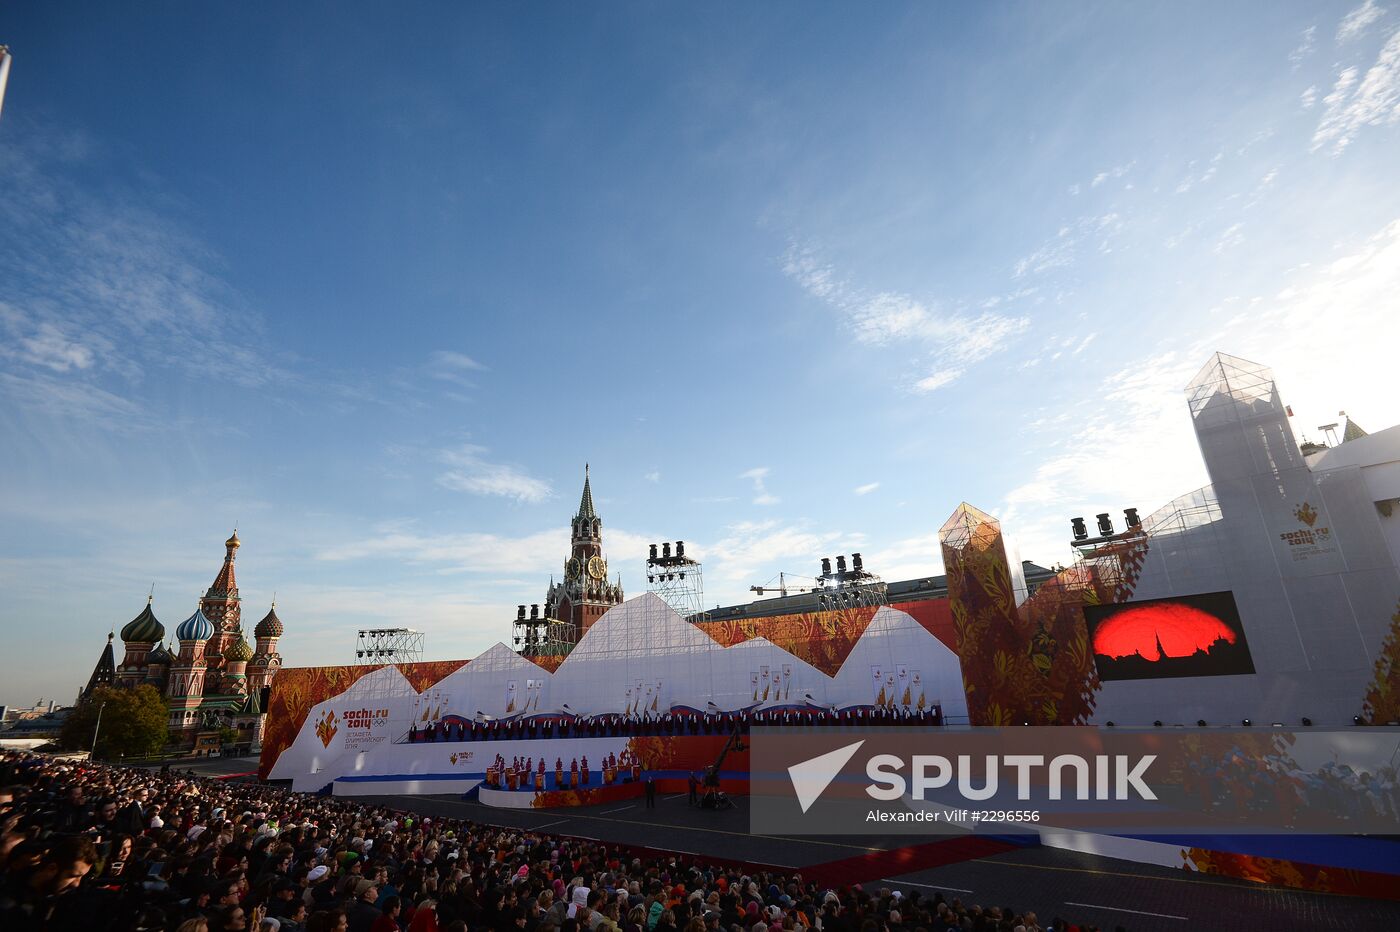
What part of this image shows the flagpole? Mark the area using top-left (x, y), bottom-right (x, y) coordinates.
top-left (0, 47), bottom-right (13, 122)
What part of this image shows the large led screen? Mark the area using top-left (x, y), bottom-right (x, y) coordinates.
top-left (1084, 590), bottom-right (1255, 681)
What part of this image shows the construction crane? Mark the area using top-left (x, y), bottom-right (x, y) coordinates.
top-left (749, 572), bottom-right (817, 598)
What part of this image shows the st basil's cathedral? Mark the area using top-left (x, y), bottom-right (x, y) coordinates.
top-left (81, 531), bottom-right (284, 752)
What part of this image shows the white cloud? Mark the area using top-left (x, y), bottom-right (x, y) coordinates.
top-left (1291, 24), bottom-right (1317, 66)
top-left (853, 482), bottom-right (880, 496)
top-left (436, 445), bottom-right (553, 503)
top-left (1014, 213), bottom-right (1125, 279)
top-left (14, 321), bottom-right (95, 371)
top-left (1014, 228), bottom-right (1076, 278)
top-left (861, 533), bottom-right (944, 583)
top-left (1174, 152), bottom-right (1223, 195)
top-left (644, 470), bottom-right (661, 483)
top-left (0, 132), bottom-right (297, 442)
top-left (317, 524), bottom-right (566, 574)
top-left (0, 372), bottom-right (150, 426)
top-left (1338, 0), bottom-right (1386, 43)
top-left (1090, 162), bottom-right (1134, 188)
top-left (913, 369), bottom-right (962, 393)
top-left (700, 519), bottom-right (864, 600)
top-left (740, 466), bottom-right (779, 506)
top-left (1214, 222), bottom-right (1246, 253)
top-left (426, 350), bottom-right (489, 390)
top-left (1301, 85), bottom-right (1318, 109)
top-left (431, 350), bottom-right (487, 372)
top-left (1312, 28), bottom-right (1400, 153)
top-left (783, 245), bottom-right (1028, 393)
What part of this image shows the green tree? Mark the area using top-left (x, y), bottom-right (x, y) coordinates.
top-left (60, 685), bottom-right (169, 760)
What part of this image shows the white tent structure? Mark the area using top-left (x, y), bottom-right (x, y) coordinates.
top-left (268, 593), bottom-right (967, 792)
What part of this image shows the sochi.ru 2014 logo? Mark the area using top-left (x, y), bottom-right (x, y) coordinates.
top-left (315, 710), bottom-right (339, 748)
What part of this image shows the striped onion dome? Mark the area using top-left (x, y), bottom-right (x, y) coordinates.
top-left (120, 597), bottom-right (165, 644)
top-left (175, 608), bottom-right (215, 643)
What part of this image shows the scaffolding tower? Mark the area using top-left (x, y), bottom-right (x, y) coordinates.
top-left (513, 604), bottom-right (578, 658)
top-left (646, 541), bottom-right (707, 621)
top-left (813, 553), bottom-right (888, 610)
top-left (354, 628), bottom-right (425, 665)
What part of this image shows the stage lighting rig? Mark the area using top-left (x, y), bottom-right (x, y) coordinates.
top-left (812, 552), bottom-right (888, 609)
top-left (1068, 507), bottom-right (1146, 552)
top-left (513, 603), bottom-right (576, 659)
top-left (353, 628), bottom-right (425, 665)
top-left (646, 539), bottom-right (706, 621)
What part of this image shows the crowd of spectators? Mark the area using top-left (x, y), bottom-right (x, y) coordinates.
top-left (0, 750), bottom-right (1118, 932)
top-left (409, 706), bottom-right (944, 745)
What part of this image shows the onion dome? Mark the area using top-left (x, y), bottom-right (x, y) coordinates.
top-left (226, 530), bottom-right (241, 550)
top-left (147, 642), bottom-right (173, 666)
top-left (255, 603), bottom-right (283, 639)
top-left (175, 608), bottom-right (215, 642)
top-left (224, 631), bottom-right (254, 663)
top-left (120, 595), bottom-right (165, 644)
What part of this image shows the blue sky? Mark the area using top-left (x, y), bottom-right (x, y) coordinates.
top-left (3, 2), bottom-right (1399, 706)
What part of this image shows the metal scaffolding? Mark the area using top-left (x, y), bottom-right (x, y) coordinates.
top-left (353, 628), bottom-right (425, 665)
top-left (813, 552), bottom-right (889, 610)
top-left (646, 541), bottom-right (707, 622)
top-left (513, 604), bottom-right (578, 657)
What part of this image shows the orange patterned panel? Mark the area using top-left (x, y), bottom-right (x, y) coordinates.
top-left (1182, 847), bottom-right (1400, 900)
top-left (694, 598), bottom-right (953, 677)
top-left (940, 503), bottom-right (1149, 725)
top-left (1362, 599), bottom-right (1400, 724)
top-left (526, 655), bottom-right (568, 674)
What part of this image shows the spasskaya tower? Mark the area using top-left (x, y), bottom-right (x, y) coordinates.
top-left (544, 465), bottom-right (623, 639)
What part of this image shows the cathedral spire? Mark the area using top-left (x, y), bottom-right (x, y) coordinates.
top-left (207, 530), bottom-right (241, 599)
top-left (82, 632), bottom-right (116, 700)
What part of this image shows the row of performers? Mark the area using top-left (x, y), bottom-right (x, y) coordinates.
top-left (407, 704), bottom-right (945, 744)
top-left (482, 750), bottom-right (643, 791)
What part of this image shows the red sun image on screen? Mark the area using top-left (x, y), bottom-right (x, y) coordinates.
top-left (1091, 603), bottom-right (1237, 661)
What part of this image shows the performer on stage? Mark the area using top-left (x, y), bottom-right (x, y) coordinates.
top-left (580, 755), bottom-right (590, 787)
top-left (536, 756), bottom-right (546, 791)
top-left (555, 757), bottom-right (564, 789)
top-left (570, 757), bottom-right (579, 789)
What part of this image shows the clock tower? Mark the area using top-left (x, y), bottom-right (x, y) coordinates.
top-left (544, 464), bottom-right (623, 640)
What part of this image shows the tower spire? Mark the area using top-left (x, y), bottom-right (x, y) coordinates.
top-left (82, 632), bottom-right (117, 700)
top-left (577, 464), bottom-right (596, 520)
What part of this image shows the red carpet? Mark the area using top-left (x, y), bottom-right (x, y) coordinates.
top-left (797, 836), bottom-right (1016, 887)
